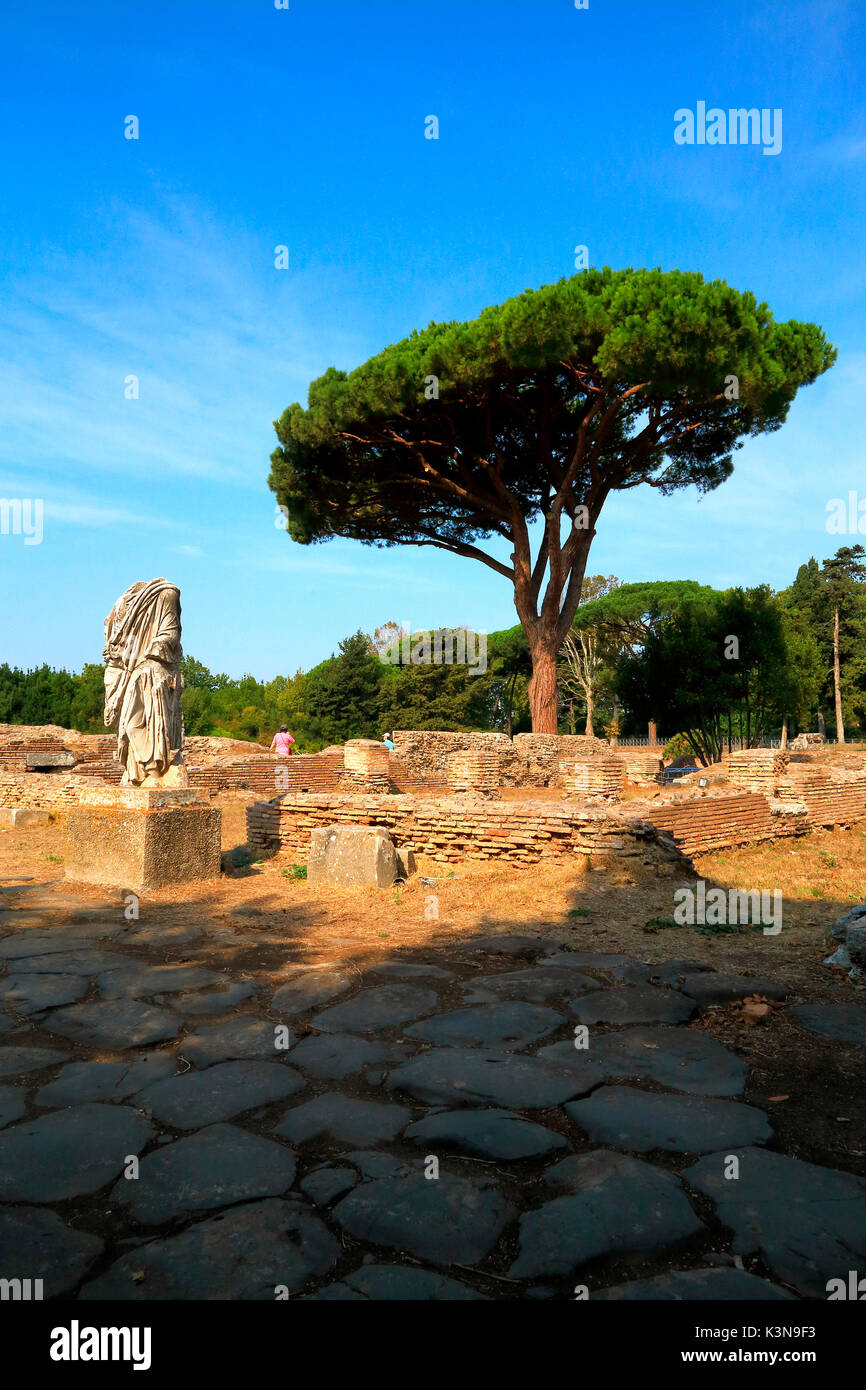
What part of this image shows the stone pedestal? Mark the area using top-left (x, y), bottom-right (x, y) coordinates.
top-left (65, 787), bottom-right (221, 891)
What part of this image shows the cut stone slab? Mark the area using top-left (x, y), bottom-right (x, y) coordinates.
top-left (464, 967), bottom-right (600, 1004)
top-left (0, 1084), bottom-right (26, 1128)
top-left (649, 961), bottom-right (717, 988)
top-left (162, 980), bottom-right (258, 1015)
top-left (334, 1165), bottom-right (515, 1265)
top-left (681, 972), bottom-right (790, 1008)
top-left (309, 1265), bottom-right (486, 1301)
top-left (48, 1000), bottom-right (182, 1049)
top-left (539, 1025), bottom-right (747, 1096)
top-left (565, 1085), bottom-right (773, 1153)
top-left (288, 1032), bottom-right (410, 1080)
top-left (569, 985), bottom-right (695, 1027)
top-left (0, 1206), bottom-right (104, 1298)
top-left (274, 1093), bottom-right (409, 1146)
top-left (111, 1123), bottom-right (297, 1225)
top-left (312, 984), bottom-right (438, 1034)
top-left (272, 969), bottom-right (352, 1014)
top-left (405, 1108), bottom-right (567, 1161)
top-left (182, 1017), bottom-right (289, 1067)
top-left (509, 1150), bottom-right (704, 1279)
top-left (0, 807), bottom-right (52, 827)
top-left (387, 1047), bottom-right (602, 1109)
top-left (0, 1103), bottom-right (153, 1202)
top-left (80, 1197), bottom-right (338, 1300)
top-left (300, 1164), bottom-right (359, 1206)
top-left (0, 973), bottom-right (88, 1014)
top-left (594, 1268), bottom-right (795, 1300)
top-left (136, 1060), bottom-right (305, 1129)
top-left (35, 1055), bottom-right (178, 1108)
top-left (366, 961), bottom-right (454, 980)
top-left (308, 824), bottom-right (400, 889)
top-left (7, 948), bottom-right (135, 973)
top-left (97, 962), bottom-right (224, 1000)
top-left (0, 1046), bottom-right (68, 1078)
top-left (685, 1146), bottom-right (866, 1298)
top-left (791, 1001), bottom-right (866, 1046)
top-left (406, 1001), bottom-right (564, 1050)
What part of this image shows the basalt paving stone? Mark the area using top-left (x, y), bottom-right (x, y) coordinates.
top-left (181, 1017), bottom-right (290, 1068)
top-left (460, 935), bottom-right (562, 958)
top-left (0, 1016), bottom-right (14, 1033)
top-left (366, 961), bottom-right (455, 980)
top-left (405, 1107), bottom-right (568, 1161)
top-left (0, 973), bottom-right (88, 1014)
top-left (648, 961), bottom-right (716, 989)
top-left (685, 1147), bottom-right (866, 1298)
top-left (158, 980), bottom-right (259, 1015)
top-left (0, 1102), bottom-right (153, 1202)
top-left (272, 969), bottom-right (353, 1014)
top-left (790, 1001), bottom-right (866, 1045)
top-left (387, 1047), bottom-right (603, 1109)
top-left (463, 967), bottom-right (601, 1005)
top-left (80, 1197), bottom-right (339, 1300)
top-left (111, 1123), bottom-right (297, 1225)
top-left (299, 1164), bottom-right (359, 1205)
top-left (8, 949), bottom-right (138, 975)
top-left (681, 972), bottom-right (790, 1007)
top-left (49, 1000), bottom-right (182, 1049)
top-left (540, 952), bottom-right (650, 983)
top-left (565, 1085), bottom-right (773, 1153)
top-left (405, 1001), bottom-right (564, 1050)
top-left (35, 1054), bottom-right (178, 1108)
top-left (288, 1032), bottom-right (411, 1080)
top-left (97, 962), bottom-right (224, 1000)
top-left (0, 926), bottom-right (127, 959)
top-left (333, 1164), bottom-right (516, 1265)
top-left (309, 1265), bottom-right (487, 1301)
top-left (0, 1206), bottom-right (104, 1299)
top-left (540, 1025), bottom-right (747, 1097)
top-left (0, 1046), bottom-right (68, 1077)
top-left (137, 1060), bottom-right (305, 1130)
top-left (568, 985), bottom-right (696, 1027)
top-left (312, 984), bottom-right (439, 1035)
top-left (121, 922), bottom-right (204, 947)
top-left (0, 1084), bottom-right (26, 1128)
top-left (274, 1093), bottom-right (410, 1146)
top-left (509, 1149), bottom-right (704, 1280)
top-left (593, 1268), bottom-right (795, 1300)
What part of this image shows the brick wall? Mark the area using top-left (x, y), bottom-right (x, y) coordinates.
top-left (246, 790), bottom-right (687, 869)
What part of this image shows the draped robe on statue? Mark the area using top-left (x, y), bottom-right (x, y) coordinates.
top-left (103, 579), bottom-right (187, 787)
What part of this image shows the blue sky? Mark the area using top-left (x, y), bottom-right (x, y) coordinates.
top-left (1, 0), bottom-right (864, 679)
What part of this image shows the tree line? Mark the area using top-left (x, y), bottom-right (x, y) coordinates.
top-left (2, 547), bottom-right (863, 759)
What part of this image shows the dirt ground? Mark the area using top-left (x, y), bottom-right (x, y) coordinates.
top-left (2, 794), bottom-right (864, 1178)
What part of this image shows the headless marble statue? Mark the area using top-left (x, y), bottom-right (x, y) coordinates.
top-left (103, 578), bottom-right (188, 787)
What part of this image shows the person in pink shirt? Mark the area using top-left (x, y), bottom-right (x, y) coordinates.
top-left (269, 725), bottom-right (296, 756)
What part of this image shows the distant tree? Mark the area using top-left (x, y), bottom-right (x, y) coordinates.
top-left (270, 267), bottom-right (835, 731)
top-left (303, 631), bottom-right (384, 744)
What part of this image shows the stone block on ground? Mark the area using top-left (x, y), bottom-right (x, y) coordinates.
top-left (0, 808), bottom-right (52, 828)
top-left (307, 824), bottom-right (404, 889)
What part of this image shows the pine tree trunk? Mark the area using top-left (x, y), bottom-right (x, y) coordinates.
top-left (833, 606), bottom-right (845, 743)
top-left (780, 718), bottom-right (788, 750)
top-left (528, 644), bottom-right (559, 733)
